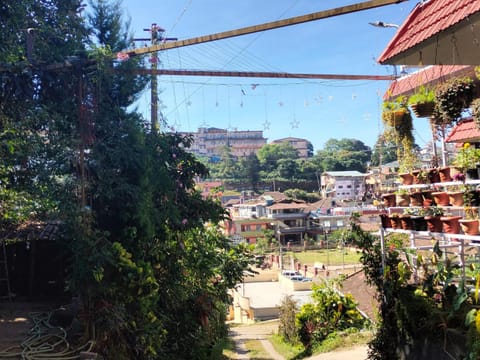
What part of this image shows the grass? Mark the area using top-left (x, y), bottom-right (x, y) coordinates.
top-left (269, 328), bottom-right (374, 359)
top-left (284, 248), bottom-right (362, 266)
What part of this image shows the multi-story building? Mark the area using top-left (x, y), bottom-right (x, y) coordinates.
top-left (270, 137), bottom-right (313, 158)
top-left (321, 171), bottom-right (367, 202)
top-left (180, 127), bottom-right (267, 161)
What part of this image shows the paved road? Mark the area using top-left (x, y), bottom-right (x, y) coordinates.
top-left (229, 321), bottom-right (368, 360)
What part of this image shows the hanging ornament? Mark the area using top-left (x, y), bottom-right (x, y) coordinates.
top-left (278, 101), bottom-right (284, 107)
top-left (290, 118), bottom-right (300, 129)
top-left (263, 120), bottom-right (271, 130)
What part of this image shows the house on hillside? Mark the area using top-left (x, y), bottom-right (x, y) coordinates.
top-left (321, 171), bottom-right (367, 202)
top-left (270, 137), bottom-right (313, 158)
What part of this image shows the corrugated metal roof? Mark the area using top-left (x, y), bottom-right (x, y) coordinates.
top-left (378, 0), bottom-right (480, 64)
top-left (445, 118), bottom-right (480, 143)
top-left (384, 65), bottom-right (474, 99)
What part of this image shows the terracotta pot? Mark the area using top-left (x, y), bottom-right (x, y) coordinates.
top-left (440, 215), bottom-right (462, 234)
top-left (388, 215), bottom-right (402, 230)
top-left (427, 168), bottom-right (441, 184)
top-left (432, 191), bottom-right (450, 206)
top-left (448, 191), bottom-right (464, 206)
top-left (381, 193), bottom-right (396, 208)
top-left (421, 190), bottom-right (435, 206)
top-left (409, 192), bottom-right (424, 207)
top-left (459, 219), bottom-right (479, 235)
top-left (399, 172), bottom-right (414, 185)
top-left (438, 166), bottom-right (452, 182)
top-left (411, 216), bottom-right (427, 231)
top-left (396, 194), bottom-right (410, 207)
top-left (379, 213), bottom-right (391, 228)
top-left (425, 216), bottom-right (443, 233)
top-left (400, 215), bottom-right (414, 230)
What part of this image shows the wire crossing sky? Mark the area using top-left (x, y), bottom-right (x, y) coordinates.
top-left (122, 0), bottom-right (432, 152)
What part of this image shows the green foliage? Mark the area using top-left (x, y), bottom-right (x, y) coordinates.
top-left (435, 76), bottom-right (475, 124)
top-left (296, 280), bottom-right (366, 353)
top-left (315, 138), bottom-right (371, 172)
top-left (278, 295), bottom-right (298, 344)
top-left (408, 86), bottom-right (435, 105)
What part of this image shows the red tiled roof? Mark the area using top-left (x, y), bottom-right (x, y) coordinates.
top-left (445, 118), bottom-right (480, 143)
top-left (378, 0), bottom-right (480, 64)
top-left (384, 65), bottom-right (474, 99)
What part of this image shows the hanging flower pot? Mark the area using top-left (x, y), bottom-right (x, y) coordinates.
top-left (408, 86), bottom-right (436, 118)
top-left (435, 76), bottom-right (475, 123)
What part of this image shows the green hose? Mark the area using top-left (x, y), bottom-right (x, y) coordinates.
top-left (0, 310), bottom-right (94, 359)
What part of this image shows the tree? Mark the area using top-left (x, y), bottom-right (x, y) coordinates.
top-left (257, 142), bottom-right (298, 178)
top-left (370, 135), bottom-right (397, 167)
top-left (238, 153), bottom-right (261, 191)
top-left (0, 1), bottom-right (254, 359)
top-left (315, 138), bottom-right (371, 172)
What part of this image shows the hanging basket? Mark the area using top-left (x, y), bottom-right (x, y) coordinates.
top-left (382, 109), bottom-right (409, 127)
top-left (410, 102), bottom-right (435, 118)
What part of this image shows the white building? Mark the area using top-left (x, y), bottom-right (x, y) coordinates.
top-left (321, 171), bottom-right (367, 201)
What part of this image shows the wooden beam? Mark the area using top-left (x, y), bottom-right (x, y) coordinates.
top-left (123, 0), bottom-right (407, 56)
top-left (132, 68), bottom-right (396, 81)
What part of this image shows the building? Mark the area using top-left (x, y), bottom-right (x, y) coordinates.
top-left (270, 137), bottom-right (313, 158)
top-left (321, 171), bottom-right (367, 202)
top-left (180, 127), bottom-right (267, 161)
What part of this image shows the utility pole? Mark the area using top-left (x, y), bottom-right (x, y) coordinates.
top-left (134, 24), bottom-right (177, 133)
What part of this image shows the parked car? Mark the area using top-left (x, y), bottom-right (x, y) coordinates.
top-left (290, 275), bottom-right (312, 282)
top-left (281, 270), bottom-right (302, 278)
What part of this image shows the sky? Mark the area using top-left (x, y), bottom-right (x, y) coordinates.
top-left (119, 0), bottom-right (433, 152)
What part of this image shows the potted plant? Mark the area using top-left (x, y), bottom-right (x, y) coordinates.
top-left (471, 98), bottom-right (480, 129)
top-left (382, 96), bottom-right (411, 128)
top-left (440, 212), bottom-right (462, 234)
top-left (447, 184), bottom-right (467, 207)
top-left (432, 186), bottom-right (450, 206)
top-left (452, 142), bottom-right (480, 179)
top-left (435, 76), bottom-right (475, 123)
top-left (403, 207), bottom-right (427, 231)
top-left (424, 206), bottom-right (444, 233)
top-left (381, 192), bottom-right (396, 208)
top-left (388, 212), bottom-right (402, 229)
top-left (408, 86), bottom-right (436, 118)
top-left (459, 206), bottom-right (479, 235)
top-left (395, 188), bottom-right (410, 207)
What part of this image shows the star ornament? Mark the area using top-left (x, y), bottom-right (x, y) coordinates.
top-left (290, 119), bottom-right (300, 129)
top-left (262, 120), bottom-right (271, 130)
